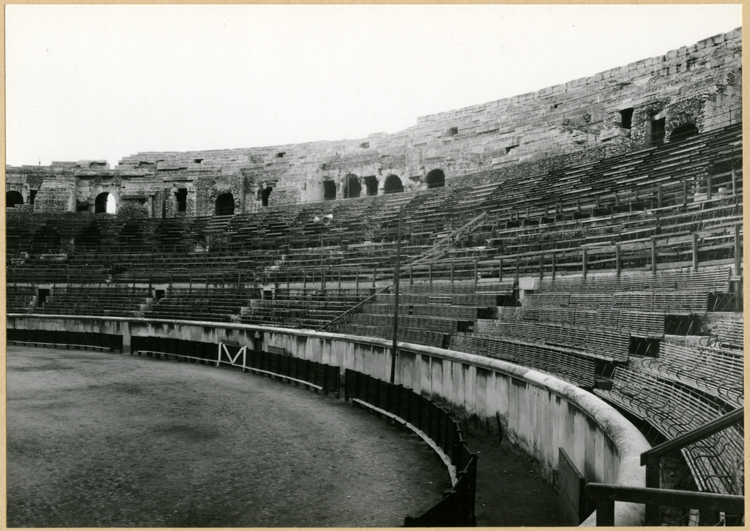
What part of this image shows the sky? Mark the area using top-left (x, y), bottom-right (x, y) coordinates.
top-left (5, 4), bottom-right (743, 168)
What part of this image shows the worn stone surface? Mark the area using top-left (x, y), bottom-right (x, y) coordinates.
top-left (6, 28), bottom-right (741, 215)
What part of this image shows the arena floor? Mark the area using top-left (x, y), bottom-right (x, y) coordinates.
top-left (7, 345), bottom-right (560, 527)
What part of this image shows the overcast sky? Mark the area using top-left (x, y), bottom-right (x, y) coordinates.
top-left (6, 4), bottom-right (742, 168)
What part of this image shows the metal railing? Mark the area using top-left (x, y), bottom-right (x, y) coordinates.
top-left (586, 407), bottom-right (744, 526)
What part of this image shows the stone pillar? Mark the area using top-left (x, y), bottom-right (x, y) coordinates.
top-left (169, 186), bottom-right (178, 217)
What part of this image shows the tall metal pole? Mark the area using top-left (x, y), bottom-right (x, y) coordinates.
top-left (390, 206), bottom-right (403, 384)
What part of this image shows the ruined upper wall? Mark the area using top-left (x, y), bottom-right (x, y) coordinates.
top-left (6, 27), bottom-right (742, 215)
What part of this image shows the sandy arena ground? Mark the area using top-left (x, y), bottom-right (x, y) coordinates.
top-left (7, 344), bottom-right (560, 527)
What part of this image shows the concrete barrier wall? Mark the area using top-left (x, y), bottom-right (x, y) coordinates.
top-left (8, 314), bottom-right (650, 526)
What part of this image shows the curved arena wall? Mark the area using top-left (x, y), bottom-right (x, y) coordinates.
top-left (7, 314), bottom-right (651, 526)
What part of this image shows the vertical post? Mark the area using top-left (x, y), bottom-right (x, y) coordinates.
top-left (706, 173), bottom-right (712, 201)
top-left (551, 252), bottom-right (556, 280)
top-left (539, 254), bottom-right (544, 280)
top-left (645, 455), bottom-right (661, 525)
top-left (596, 499), bottom-right (615, 527)
top-left (734, 223), bottom-right (741, 277)
top-left (651, 237), bottom-right (657, 274)
top-left (731, 168), bottom-right (737, 196)
top-left (338, 269), bottom-right (341, 289)
top-left (682, 180), bottom-right (688, 206)
top-left (409, 266), bottom-right (413, 285)
top-left (303, 269), bottom-right (307, 290)
top-left (428, 264), bottom-right (432, 288)
top-left (355, 269), bottom-right (359, 289)
top-left (498, 258), bottom-right (503, 282)
top-left (582, 249), bottom-right (588, 278)
top-left (474, 261), bottom-right (478, 289)
top-left (450, 263), bottom-right (454, 288)
top-left (321, 268), bottom-right (326, 290)
top-left (657, 184), bottom-right (663, 208)
top-left (372, 267), bottom-right (376, 288)
top-left (390, 206), bottom-right (403, 384)
top-left (615, 245), bottom-right (621, 277)
top-left (692, 233), bottom-right (699, 271)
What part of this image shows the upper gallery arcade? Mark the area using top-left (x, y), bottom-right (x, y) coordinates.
top-left (6, 28), bottom-right (741, 218)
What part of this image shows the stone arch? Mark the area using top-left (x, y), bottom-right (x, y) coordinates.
top-left (426, 169), bottom-right (445, 189)
top-left (215, 193), bottom-right (235, 215)
top-left (665, 114), bottom-right (699, 142)
top-left (343, 174), bottom-right (361, 199)
top-left (94, 192), bottom-right (116, 214)
top-left (7, 190), bottom-right (24, 207)
top-left (384, 174), bottom-right (404, 194)
top-left (260, 186), bottom-right (273, 207)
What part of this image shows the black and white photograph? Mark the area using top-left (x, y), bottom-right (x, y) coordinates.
top-left (5, 4), bottom-right (744, 527)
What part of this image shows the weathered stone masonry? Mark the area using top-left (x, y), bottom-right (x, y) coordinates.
top-left (6, 28), bottom-right (741, 217)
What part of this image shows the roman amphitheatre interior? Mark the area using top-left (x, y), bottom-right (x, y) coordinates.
top-left (6, 22), bottom-right (744, 527)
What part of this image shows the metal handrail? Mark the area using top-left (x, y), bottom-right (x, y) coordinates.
top-left (585, 483), bottom-right (744, 526)
top-left (316, 284), bottom-right (392, 331)
top-left (640, 407), bottom-right (744, 465)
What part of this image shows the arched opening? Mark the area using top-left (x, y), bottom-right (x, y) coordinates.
top-left (670, 123), bottom-right (699, 142)
top-left (174, 188), bottom-right (188, 213)
top-left (261, 187), bottom-right (273, 207)
top-left (6, 191), bottom-right (24, 208)
top-left (323, 181), bottom-right (337, 201)
top-left (215, 193), bottom-right (235, 216)
top-left (363, 176), bottom-right (378, 196)
top-left (426, 169), bottom-right (445, 189)
top-left (95, 192), bottom-right (116, 214)
top-left (384, 175), bottom-right (404, 194)
top-left (344, 174), bottom-right (361, 199)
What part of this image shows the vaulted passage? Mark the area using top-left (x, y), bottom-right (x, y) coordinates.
top-left (215, 193), bottom-right (235, 216)
top-left (670, 123), bottom-right (699, 142)
top-left (323, 181), bottom-right (337, 201)
top-left (95, 192), bottom-right (116, 214)
top-left (426, 169), bottom-right (445, 189)
top-left (344, 174), bottom-right (361, 198)
top-left (261, 186), bottom-right (273, 207)
top-left (7, 191), bottom-right (24, 207)
top-left (363, 176), bottom-right (378, 196)
top-left (384, 175), bottom-right (404, 194)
